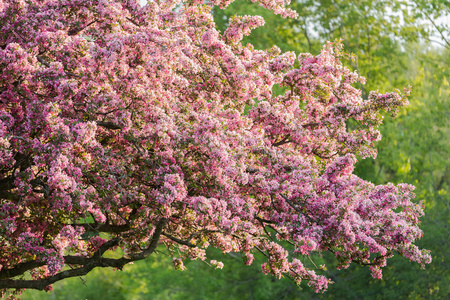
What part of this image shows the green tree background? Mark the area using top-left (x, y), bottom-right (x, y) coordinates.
top-left (22, 1), bottom-right (449, 299)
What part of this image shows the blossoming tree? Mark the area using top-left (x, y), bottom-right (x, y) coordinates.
top-left (0, 0), bottom-right (431, 296)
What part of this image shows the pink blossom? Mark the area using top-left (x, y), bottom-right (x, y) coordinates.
top-left (0, 0), bottom-right (428, 295)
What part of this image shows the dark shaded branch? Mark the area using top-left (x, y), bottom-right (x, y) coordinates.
top-left (0, 261), bottom-right (45, 280)
top-left (279, 194), bottom-right (302, 216)
top-left (162, 232), bottom-right (197, 248)
top-left (0, 239), bottom-right (121, 282)
top-left (36, 55), bottom-right (50, 68)
top-left (0, 218), bottom-right (167, 290)
top-left (29, 178), bottom-right (49, 194)
top-left (68, 20), bottom-right (97, 36)
top-left (127, 218), bottom-right (168, 260)
top-left (0, 257), bottom-right (127, 290)
top-left (126, 17), bottom-right (141, 27)
top-left (273, 135), bottom-right (291, 147)
top-left (255, 215), bottom-right (277, 224)
top-left (95, 237), bottom-right (121, 257)
top-left (96, 121), bottom-right (122, 130)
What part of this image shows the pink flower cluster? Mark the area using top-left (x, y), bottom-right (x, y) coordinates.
top-left (0, 0), bottom-right (429, 294)
top-left (224, 15), bottom-right (265, 44)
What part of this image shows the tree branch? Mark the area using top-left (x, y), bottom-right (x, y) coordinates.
top-left (255, 215), bottom-right (277, 224)
top-left (273, 135), bottom-right (291, 147)
top-left (68, 20), bottom-right (97, 36)
top-left (279, 194), bottom-right (302, 216)
top-left (162, 232), bottom-right (197, 248)
top-left (126, 17), bottom-right (141, 27)
top-left (36, 55), bottom-right (50, 68)
top-left (0, 261), bottom-right (45, 280)
top-left (411, 0), bottom-right (450, 48)
top-left (0, 219), bottom-right (167, 290)
top-left (96, 121), bottom-right (122, 130)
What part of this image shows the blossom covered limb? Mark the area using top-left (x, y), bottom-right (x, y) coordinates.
top-left (0, 0), bottom-right (430, 297)
top-left (0, 218), bottom-right (167, 291)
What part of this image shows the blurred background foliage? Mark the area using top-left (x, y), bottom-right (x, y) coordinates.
top-left (23, 0), bottom-right (449, 299)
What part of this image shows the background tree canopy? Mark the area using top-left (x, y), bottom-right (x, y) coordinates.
top-left (21, 0), bottom-right (449, 299)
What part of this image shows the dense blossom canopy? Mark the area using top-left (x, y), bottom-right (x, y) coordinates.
top-left (0, 0), bottom-right (430, 296)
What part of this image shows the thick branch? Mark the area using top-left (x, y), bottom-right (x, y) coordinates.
top-left (162, 232), bottom-right (197, 248)
top-left (0, 261), bottom-right (45, 280)
top-left (36, 55), bottom-right (50, 68)
top-left (96, 121), bottom-right (122, 130)
top-left (0, 219), bottom-right (167, 290)
top-left (127, 218), bottom-right (168, 260)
